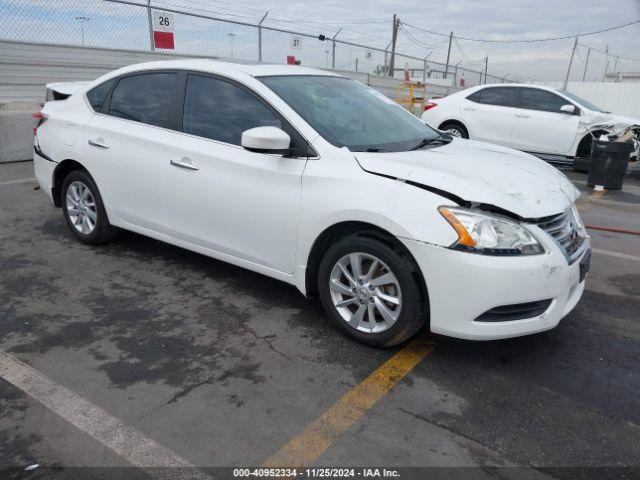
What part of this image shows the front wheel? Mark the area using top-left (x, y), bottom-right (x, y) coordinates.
top-left (318, 236), bottom-right (427, 347)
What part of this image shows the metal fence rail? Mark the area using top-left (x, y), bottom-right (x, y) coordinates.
top-left (1, 0), bottom-right (508, 87)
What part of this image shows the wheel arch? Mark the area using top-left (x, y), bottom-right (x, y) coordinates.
top-left (575, 129), bottom-right (610, 158)
top-left (438, 119), bottom-right (469, 137)
top-left (304, 221), bottom-right (427, 304)
top-left (52, 159), bottom-right (90, 207)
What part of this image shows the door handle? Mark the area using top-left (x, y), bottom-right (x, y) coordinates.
top-left (88, 138), bottom-right (109, 149)
top-left (170, 158), bottom-right (199, 171)
top-left (516, 114), bottom-right (530, 118)
top-left (462, 107), bottom-right (476, 111)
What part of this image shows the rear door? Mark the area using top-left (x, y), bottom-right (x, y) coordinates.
top-left (83, 71), bottom-right (181, 231)
top-left (163, 73), bottom-right (309, 274)
top-left (509, 88), bottom-right (580, 155)
top-left (459, 87), bottom-right (519, 145)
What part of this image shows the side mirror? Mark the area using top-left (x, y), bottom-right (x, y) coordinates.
top-left (560, 104), bottom-right (576, 114)
top-left (241, 126), bottom-right (291, 153)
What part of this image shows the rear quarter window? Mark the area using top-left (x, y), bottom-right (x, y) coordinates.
top-left (86, 79), bottom-right (115, 112)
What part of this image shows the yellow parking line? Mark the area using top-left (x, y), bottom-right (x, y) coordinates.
top-left (263, 337), bottom-right (436, 468)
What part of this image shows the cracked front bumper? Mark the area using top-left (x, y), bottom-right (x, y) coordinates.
top-left (401, 237), bottom-right (590, 340)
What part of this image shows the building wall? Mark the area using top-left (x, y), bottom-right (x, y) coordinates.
top-left (566, 82), bottom-right (640, 118)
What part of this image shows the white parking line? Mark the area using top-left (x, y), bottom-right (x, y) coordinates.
top-left (0, 177), bottom-right (36, 186)
top-left (0, 350), bottom-right (210, 479)
top-left (592, 248), bottom-right (640, 262)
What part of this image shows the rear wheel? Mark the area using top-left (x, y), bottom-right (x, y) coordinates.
top-left (318, 235), bottom-right (426, 347)
top-left (61, 170), bottom-right (118, 244)
top-left (440, 122), bottom-right (468, 139)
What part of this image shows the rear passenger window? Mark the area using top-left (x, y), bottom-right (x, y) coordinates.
top-left (182, 74), bottom-right (282, 145)
top-left (108, 73), bottom-right (177, 128)
top-left (467, 87), bottom-right (516, 107)
top-left (86, 79), bottom-right (115, 111)
top-left (520, 88), bottom-right (568, 113)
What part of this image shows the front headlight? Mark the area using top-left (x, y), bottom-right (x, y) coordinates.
top-left (439, 207), bottom-right (544, 256)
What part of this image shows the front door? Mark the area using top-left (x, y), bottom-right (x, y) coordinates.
top-left (509, 88), bottom-right (580, 155)
top-left (164, 73), bottom-right (308, 274)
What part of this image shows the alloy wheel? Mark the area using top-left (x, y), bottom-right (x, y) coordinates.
top-left (328, 252), bottom-right (402, 334)
top-left (65, 181), bottom-right (97, 235)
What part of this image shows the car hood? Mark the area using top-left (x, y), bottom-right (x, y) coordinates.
top-left (586, 111), bottom-right (640, 130)
top-left (353, 139), bottom-right (580, 219)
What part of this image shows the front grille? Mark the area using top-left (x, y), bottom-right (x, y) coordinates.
top-left (537, 209), bottom-right (586, 264)
top-left (475, 299), bottom-right (553, 322)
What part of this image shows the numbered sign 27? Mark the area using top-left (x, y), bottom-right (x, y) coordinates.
top-left (290, 35), bottom-right (302, 50)
top-left (152, 11), bottom-right (174, 49)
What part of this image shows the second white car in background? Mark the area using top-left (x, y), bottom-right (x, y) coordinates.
top-left (421, 83), bottom-right (640, 171)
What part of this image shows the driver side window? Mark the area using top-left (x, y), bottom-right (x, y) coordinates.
top-left (519, 88), bottom-right (570, 113)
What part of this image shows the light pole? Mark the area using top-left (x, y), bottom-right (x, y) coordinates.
top-left (228, 33), bottom-right (236, 59)
top-left (75, 16), bottom-right (90, 47)
top-left (325, 49), bottom-right (330, 69)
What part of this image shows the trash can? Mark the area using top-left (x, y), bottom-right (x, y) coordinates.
top-left (587, 140), bottom-right (634, 190)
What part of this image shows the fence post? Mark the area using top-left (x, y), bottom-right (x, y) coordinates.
top-left (146, 0), bottom-right (154, 51)
top-left (331, 28), bottom-right (342, 69)
top-left (258, 12), bottom-right (268, 62)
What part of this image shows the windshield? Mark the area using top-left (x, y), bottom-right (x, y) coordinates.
top-left (259, 75), bottom-right (445, 152)
top-left (556, 89), bottom-right (608, 113)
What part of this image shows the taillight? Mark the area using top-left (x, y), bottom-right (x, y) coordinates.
top-left (33, 111), bottom-right (48, 135)
top-left (423, 101), bottom-right (438, 112)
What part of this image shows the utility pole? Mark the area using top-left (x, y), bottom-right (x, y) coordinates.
top-left (258, 12), bottom-right (268, 62)
top-left (613, 55), bottom-right (619, 73)
top-left (563, 36), bottom-right (578, 89)
top-left (582, 47), bottom-right (590, 81)
top-left (484, 56), bottom-right (488, 84)
top-left (331, 28), bottom-right (342, 70)
top-left (146, 0), bottom-right (154, 51)
top-left (388, 14), bottom-right (399, 77)
top-left (443, 31), bottom-right (453, 79)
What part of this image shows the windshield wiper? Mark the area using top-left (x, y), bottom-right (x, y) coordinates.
top-left (409, 137), bottom-right (451, 151)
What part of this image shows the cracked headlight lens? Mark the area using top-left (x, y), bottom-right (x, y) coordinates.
top-left (439, 207), bottom-right (544, 256)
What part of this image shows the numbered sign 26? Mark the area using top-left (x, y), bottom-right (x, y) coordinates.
top-left (152, 11), bottom-right (175, 49)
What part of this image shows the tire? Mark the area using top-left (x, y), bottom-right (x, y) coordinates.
top-left (440, 122), bottom-right (468, 139)
top-left (61, 170), bottom-right (118, 244)
top-left (318, 235), bottom-right (427, 348)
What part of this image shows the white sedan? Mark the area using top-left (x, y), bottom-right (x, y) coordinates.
top-left (34, 60), bottom-right (590, 346)
top-left (421, 83), bottom-right (640, 172)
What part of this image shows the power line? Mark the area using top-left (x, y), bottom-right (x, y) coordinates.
top-left (402, 19), bottom-right (640, 43)
top-left (398, 24), bottom-right (448, 50)
top-left (453, 38), bottom-right (484, 66)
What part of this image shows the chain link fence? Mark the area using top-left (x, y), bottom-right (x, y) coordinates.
top-left (0, 0), bottom-right (508, 88)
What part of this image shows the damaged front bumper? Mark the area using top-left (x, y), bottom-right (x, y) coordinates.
top-left (401, 235), bottom-right (591, 341)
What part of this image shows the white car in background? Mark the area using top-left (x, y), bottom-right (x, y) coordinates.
top-left (34, 61), bottom-right (590, 347)
top-left (421, 84), bottom-right (640, 172)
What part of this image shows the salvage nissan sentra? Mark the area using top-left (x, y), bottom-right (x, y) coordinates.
top-left (33, 60), bottom-right (590, 347)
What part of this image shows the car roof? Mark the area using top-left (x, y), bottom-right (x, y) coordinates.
top-left (472, 83), bottom-right (562, 92)
top-left (106, 58), bottom-right (342, 79)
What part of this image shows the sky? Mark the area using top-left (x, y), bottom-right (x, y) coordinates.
top-left (2, 0), bottom-right (640, 82)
